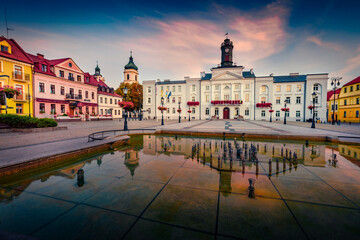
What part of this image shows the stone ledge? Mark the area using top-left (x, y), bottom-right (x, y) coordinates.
top-left (11, 126), bottom-right (68, 133)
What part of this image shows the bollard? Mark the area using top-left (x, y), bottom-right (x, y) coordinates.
top-left (281, 148), bottom-right (283, 156)
top-left (248, 178), bottom-right (256, 198)
top-left (77, 169), bottom-right (85, 187)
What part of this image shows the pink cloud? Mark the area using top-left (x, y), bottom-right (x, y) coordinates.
top-left (307, 36), bottom-right (342, 51)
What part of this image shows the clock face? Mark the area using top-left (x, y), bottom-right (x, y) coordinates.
top-left (225, 48), bottom-right (229, 53)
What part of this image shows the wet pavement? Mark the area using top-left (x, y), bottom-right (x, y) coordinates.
top-left (1, 135), bottom-right (360, 240)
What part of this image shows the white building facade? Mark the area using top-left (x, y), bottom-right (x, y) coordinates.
top-left (143, 38), bottom-right (328, 122)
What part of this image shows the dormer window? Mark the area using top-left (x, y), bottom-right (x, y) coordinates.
top-left (86, 77), bottom-right (89, 82)
top-left (41, 64), bottom-right (47, 72)
top-left (1, 45), bottom-right (9, 53)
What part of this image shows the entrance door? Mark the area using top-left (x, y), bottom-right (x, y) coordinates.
top-left (223, 108), bottom-right (230, 119)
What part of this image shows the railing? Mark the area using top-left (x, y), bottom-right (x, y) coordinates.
top-left (65, 94), bottom-right (82, 99)
top-left (68, 76), bottom-right (74, 81)
top-left (88, 128), bottom-right (156, 142)
top-left (12, 72), bottom-right (30, 81)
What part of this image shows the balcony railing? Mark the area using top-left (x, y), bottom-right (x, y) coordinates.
top-left (65, 93), bottom-right (82, 100)
top-left (68, 76), bottom-right (75, 81)
top-left (12, 72), bottom-right (30, 82)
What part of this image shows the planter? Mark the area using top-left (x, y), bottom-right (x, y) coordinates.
top-left (5, 92), bottom-right (14, 99)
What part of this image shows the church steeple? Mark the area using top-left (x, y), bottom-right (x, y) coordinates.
top-left (220, 35), bottom-right (234, 67)
top-left (123, 51), bottom-right (139, 84)
top-left (94, 61), bottom-right (101, 76)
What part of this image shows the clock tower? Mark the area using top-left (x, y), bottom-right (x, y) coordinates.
top-left (220, 36), bottom-right (234, 67)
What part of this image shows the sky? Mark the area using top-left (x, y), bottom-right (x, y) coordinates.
top-left (1, 0), bottom-right (359, 89)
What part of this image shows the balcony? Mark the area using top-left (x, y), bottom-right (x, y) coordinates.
top-left (12, 72), bottom-right (30, 82)
top-left (65, 93), bottom-right (82, 100)
top-left (68, 76), bottom-right (75, 81)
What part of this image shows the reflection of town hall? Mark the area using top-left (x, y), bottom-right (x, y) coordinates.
top-left (143, 37), bottom-right (328, 121)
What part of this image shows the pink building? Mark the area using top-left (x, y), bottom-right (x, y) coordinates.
top-left (28, 53), bottom-right (98, 117)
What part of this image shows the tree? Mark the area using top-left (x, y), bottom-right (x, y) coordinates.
top-left (115, 82), bottom-right (143, 111)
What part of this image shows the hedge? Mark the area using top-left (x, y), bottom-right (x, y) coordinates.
top-left (0, 114), bottom-right (58, 128)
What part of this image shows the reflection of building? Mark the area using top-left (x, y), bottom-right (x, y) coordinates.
top-left (338, 144), bottom-right (360, 165)
top-left (143, 37), bottom-right (328, 121)
top-left (124, 150), bottom-right (140, 176)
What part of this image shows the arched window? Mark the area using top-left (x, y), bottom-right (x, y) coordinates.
top-left (135, 75), bottom-right (137, 81)
top-left (192, 85), bottom-right (196, 92)
top-left (127, 74), bottom-right (129, 80)
top-left (192, 108), bottom-right (195, 114)
top-left (192, 96), bottom-right (195, 101)
top-left (235, 108), bottom-right (239, 115)
top-left (215, 108), bottom-right (219, 116)
top-left (205, 108), bottom-right (209, 115)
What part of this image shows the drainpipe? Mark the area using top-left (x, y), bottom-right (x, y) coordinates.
top-left (303, 80), bottom-right (307, 122)
top-left (155, 84), bottom-right (157, 120)
top-left (253, 77), bottom-right (256, 120)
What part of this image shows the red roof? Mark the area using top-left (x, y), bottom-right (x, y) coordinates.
top-left (84, 72), bottom-right (121, 98)
top-left (27, 53), bottom-right (57, 77)
top-left (47, 58), bottom-right (71, 66)
top-left (343, 76), bottom-right (360, 87)
top-left (327, 89), bottom-right (341, 101)
top-left (0, 37), bottom-right (32, 64)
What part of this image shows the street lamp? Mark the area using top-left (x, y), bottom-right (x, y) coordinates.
top-left (283, 100), bottom-right (287, 124)
top-left (161, 97), bottom-right (164, 125)
top-left (269, 106), bottom-right (273, 123)
top-left (331, 77), bottom-right (341, 125)
top-left (178, 101), bottom-right (181, 123)
top-left (188, 107), bottom-right (191, 121)
top-left (311, 92), bottom-right (317, 128)
top-left (123, 86), bottom-right (128, 131)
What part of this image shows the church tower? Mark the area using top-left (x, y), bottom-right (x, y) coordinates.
top-left (220, 36), bottom-right (234, 67)
top-left (123, 51), bottom-right (139, 84)
top-left (94, 62), bottom-right (105, 82)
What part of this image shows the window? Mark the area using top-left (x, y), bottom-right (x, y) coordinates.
top-left (77, 75), bottom-right (81, 82)
top-left (59, 70), bottom-right (64, 77)
top-left (110, 98), bottom-right (113, 104)
top-left (286, 85), bottom-right (291, 92)
top-left (296, 111), bottom-right (300, 117)
top-left (167, 98), bottom-right (170, 103)
top-left (50, 85), bottom-right (55, 94)
top-left (235, 108), bottom-right (239, 115)
top-left (86, 77), bottom-right (89, 83)
top-left (276, 85), bottom-right (281, 92)
top-left (15, 85), bottom-right (23, 100)
top-left (261, 97), bottom-right (266, 103)
top-left (215, 94), bottom-right (219, 100)
top-left (276, 111), bottom-right (280, 117)
top-left (245, 84), bottom-right (250, 89)
top-left (224, 94), bottom-right (230, 100)
top-left (172, 97), bottom-right (175, 103)
top-left (206, 86), bottom-right (210, 91)
top-left (357, 98), bottom-right (359, 104)
top-left (261, 110), bottom-right (266, 117)
top-left (178, 86), bottom-right (181, 92)
top-left (61, 105), bottom-right (65, 113)
top-left (350, 86), bottom-right (353, 92)
top-left (356, 111), bottom-right (359, 118)
top-left (234, 94), bottom-right (239, 100)
top-left (148, 98), bottom-right (151, 104)
top-left (41, 64), bottom-right (47, 72)
top-left (215, 85), bottom-right (219, 90)
top-left (100, 109), bottom-right (103, 115)
top-left (357, 85), bottom-right (359, 91)
top-left (192, 96), bottom-right (195, 102)
top-left (206, 94), bottom-right (210, 102)
top-left (51, 104), bottom-right (56, 114)
top-left (1, 45), bottom-right (9, 52)
top-left (276, 97), bottom-right (280, 104)
top-left (261, 86), bottom-right (267, 93)
top-left (68, 73), bottom-right (74, 80)
top-left (172, 86), bottom-right (175, 92)
top-left (70, 88), bottom-right (74, 95)
top-left (245, 93), bottom-right (249, 102)
top-left (85, 91), bottom-right (88, 98)
top-left (40, 103), bottom-right (45, 113)
top-left (148, 87), bottom-right (151, 93)
top-left (205, 108), bottom-right (209, 115)
top-left (172, 108), bottom-right (175, 114)
top-left (314, 96), bottom-right (318, 104)
top-left (245, 109), bottom-right (249, 116)
top-left (127, 74), bottom-right (129, 80)
top-left (297, 85), bottom-right (302, 92)
top-left (285, 111), bottom-right (289, 117)
top-left (178, 97), bottom-right (181, 103)
top-left (215, 108), bottom-right (219, 115)
top-left (135, 75), bottom-right (137, 81)
top-left (285, 97), bottom-right (291, 104)
top-left (92, 92), bottom-right (95, 99)
top-left (78, 90), bottom-right (82, 98)
top-left (344, 111), bottom-right (347, 118)
top-left (16, 104), bottom-right (23, 114)
top-left (296, 97), bottom-right (301, 104)
top-left (14, 65), bottom-right (22, 79)
top-left (313, 84), bottom-right (319, 91)
top-left (235, 84), bottom-right (239, 90)
top-left (39, 83), bottom-right (45, 92)
top-left (100, 97), bottom-right (103, 103)
top-left (60, 86), bottom-right (65, 95)
top-left (105, 98), bottom-right (107, 104)
top-left (161, 86), bottom-right (164, 91)
top-left (192, 85), bottom-right (196, 92)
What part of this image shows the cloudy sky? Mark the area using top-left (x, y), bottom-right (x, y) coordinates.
top-left (2, 0), bottom-right (359, 88)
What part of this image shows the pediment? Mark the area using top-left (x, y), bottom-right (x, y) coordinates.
top-left (212, 71), bottom-right (243, 80)
top-left (58, 59), bottom-right (83, 73)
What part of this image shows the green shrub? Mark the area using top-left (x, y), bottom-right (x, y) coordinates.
top-left (0, 114), bottom-right (58, 128)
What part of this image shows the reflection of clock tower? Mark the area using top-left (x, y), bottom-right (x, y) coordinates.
top-left (220, 36), bottom-right (234, 67)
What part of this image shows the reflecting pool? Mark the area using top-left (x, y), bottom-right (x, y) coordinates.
top-left (1, 135), bottom-right (360, 240)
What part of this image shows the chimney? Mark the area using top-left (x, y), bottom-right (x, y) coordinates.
top-left (270, 73), bottom-right (273, 77)
top-left (250, 68), bottom-right (254, 74)
top-left (290, 73), bottom-right (299, 76)
top-left (184, 76), bottom-right (190, 80)
top-left (37, 53), bottom-right (44, 59)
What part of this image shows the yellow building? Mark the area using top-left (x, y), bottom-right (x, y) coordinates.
top-left (0, 37), bottom-right (33, 116)
top-left (338, 76), bottom-right (360, 123)
top-left (327, 88), bottom-right (341, 122)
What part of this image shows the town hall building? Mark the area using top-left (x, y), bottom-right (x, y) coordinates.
top-left (143, 37), bottom-right (328, 122)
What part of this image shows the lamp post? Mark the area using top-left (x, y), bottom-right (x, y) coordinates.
top-left (283, 101), bottom-right (287, 125)
top-left (269, 107), bottom-right (273, 123)
top-left (178, 101), bottom-right (181, 123)
top-left (311, 92), bottom-right (317, 128)
top-left (188, 107), bottom-right (191, 121)
top-left (331, 77), bottom-right (341, 125)
top-left (161, 97), bottom-right (164, 125)
top-left (123, 86), bottom-right (128, 131)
